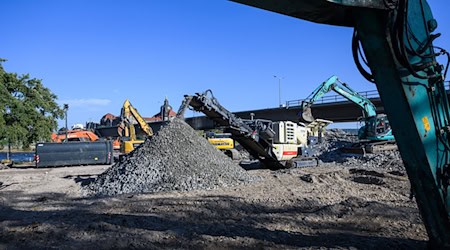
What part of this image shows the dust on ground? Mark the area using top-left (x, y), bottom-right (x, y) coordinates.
top-left (0, 162), bottom-right (427, 249)
top-left (0, 126), bottom-right (427, 249)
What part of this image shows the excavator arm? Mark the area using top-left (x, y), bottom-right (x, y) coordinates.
top-left (120, 99), bottom-right (154, 140)
top-left (230, 0), bottom-right (450, 247)
top-left (301, 75), bottom-right (377, 122)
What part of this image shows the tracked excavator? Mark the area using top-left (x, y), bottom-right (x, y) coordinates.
top-left (301, 75), bottom-right (396, 153)
top-left (229, 0), bottom-right (450, 247)
top-left (118, 99), bottom-right (154, 154)
top-left (178, 89), bottom-right (330, 170)
top-left (51, 128), bottom-right (99, 143)
top-left (204, 132), bottom-right (241, 160)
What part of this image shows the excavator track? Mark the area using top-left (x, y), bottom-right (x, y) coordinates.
top-left (340, 140), bottom-right (397, 155)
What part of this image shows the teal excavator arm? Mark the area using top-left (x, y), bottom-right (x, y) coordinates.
top-left (230, 0), bottom-right (450, 247)
top-left (301, 75), bottom-right (377, 123)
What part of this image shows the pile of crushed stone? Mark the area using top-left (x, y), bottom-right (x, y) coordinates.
top-left (84, 118), bottom-right (255, 197)
top-left (315, 129), bottom-right (358, 156)
top-left (341, 151), bottom-right (404, 172)
top-left (316, 129), bottom-right (404, 172)
top-left (314, 129), bottom-right (357, 162)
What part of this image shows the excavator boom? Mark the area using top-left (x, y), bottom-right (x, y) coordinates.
top-left (121, 99), bottom-right (154, 138)
top-left (118, 99), bottom-right (154, 155)
top-left (230, 0), bottom-right (450, 247)
top-left (300, 75), bottom-right (391, 142)
top-left (301, 76), bottom-right (377, 122)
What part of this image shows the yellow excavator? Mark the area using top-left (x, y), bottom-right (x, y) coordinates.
top-left (205, 132), bottom-right (240, 160)
top-left (119, 99), bottom-right (154, 155)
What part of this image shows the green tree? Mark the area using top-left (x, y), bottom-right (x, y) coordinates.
top-left (0, 59), bottom-right (64, 149)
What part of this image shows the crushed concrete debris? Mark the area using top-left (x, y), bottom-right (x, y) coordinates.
top-left (342, 151), bottom-right (404, 172)
top-left (315, 129), bottom-right (404, 172)
top-left (85, 118), bottom-right (255, 197)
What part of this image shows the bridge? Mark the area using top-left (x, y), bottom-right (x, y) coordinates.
top-left (185, 90), bottom-right (384, 130)
top-left (95, 86), bottom-right (448, 135)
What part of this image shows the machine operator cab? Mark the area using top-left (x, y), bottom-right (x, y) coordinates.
top-left (358, 114), bottom-right (394, 141)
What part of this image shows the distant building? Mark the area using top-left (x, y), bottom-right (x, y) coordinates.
top-left (99, 98), bottom-right (176, 126)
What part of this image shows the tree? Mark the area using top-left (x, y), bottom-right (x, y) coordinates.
top-left (0, 59), bottom-right (64, 149)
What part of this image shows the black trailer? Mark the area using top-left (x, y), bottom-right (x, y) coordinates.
top-left (35, 141), bottom-right (113, 168)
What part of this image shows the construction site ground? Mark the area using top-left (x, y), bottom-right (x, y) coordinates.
top-left (0, 162), bottom-right (427, 249)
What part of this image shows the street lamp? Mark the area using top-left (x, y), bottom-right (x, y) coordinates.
top-left (63, 104), bottom-right (69, 142)
top-left (273, 75), bottom-right (284, 107)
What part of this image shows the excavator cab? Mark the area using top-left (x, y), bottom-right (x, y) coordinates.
top-left (364, 114), bottom-right (393, 141)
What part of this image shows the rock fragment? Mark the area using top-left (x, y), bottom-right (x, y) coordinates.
top-left (315, 129), bottom-right (404, 172)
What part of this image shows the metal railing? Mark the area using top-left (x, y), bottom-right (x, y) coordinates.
top-left (285, 82), bottom-right (450, 109)
top-left (285, 90), bottom-right (380, 108)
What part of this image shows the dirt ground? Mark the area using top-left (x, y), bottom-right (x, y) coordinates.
top-left (0, 162), bottom-right (427, 249)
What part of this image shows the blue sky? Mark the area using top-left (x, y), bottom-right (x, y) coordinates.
top-left (1, 0), bottom-right (449, 129)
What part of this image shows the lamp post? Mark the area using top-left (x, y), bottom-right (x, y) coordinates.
top-left (63, 104), bottom-right (69, 142)
top-left (273, 75), bottom-right (284, 107)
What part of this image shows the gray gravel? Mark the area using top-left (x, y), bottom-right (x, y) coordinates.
top-left (85, 118), bottom-right (254, 197)
top-left (316, 129), bottom-right (404, 172)
top-left (341, 151), bottom-right (404, 172)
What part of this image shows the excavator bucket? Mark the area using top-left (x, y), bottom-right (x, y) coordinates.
top-left (299, 107), bottom-right (314, 123)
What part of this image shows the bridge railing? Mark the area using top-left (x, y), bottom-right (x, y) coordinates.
top-left (285, 82), bottom-right (450, 108)
top-left (285, 90), bottom-right (380, 108)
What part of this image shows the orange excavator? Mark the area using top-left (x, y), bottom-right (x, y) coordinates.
top-left (51, 126), bottom-right (99, 143)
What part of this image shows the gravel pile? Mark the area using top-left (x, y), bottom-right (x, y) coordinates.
top-left (342, 151), bottom-right (404, 172)
top-left (317, 129), bottom-right (357, 153)
top-left (315, 129), bottom-right (357, 162)
top-left (316, 129), bottom-right (404, 172)
top-left (85, 118), bottom-right (254, 197)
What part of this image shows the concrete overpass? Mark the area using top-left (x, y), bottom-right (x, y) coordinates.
top-left (97, 87), bottom-right (449, 134)
top-left (185, 90), bottom-right (384, 130)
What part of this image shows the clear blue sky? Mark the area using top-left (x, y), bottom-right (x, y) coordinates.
top-left (1, 0), bottom-right (449, 129)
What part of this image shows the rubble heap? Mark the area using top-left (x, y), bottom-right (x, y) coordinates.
top-left (85, 118), bottom-right (254, 197)
top-left (317, 129), bottom-right (404, 172)
top-left (315, 129), bottom-right (357, 162)
top-left (342, 151), bottom-right (404, 172)
top-left (317, 129), bottom-right (358, 153)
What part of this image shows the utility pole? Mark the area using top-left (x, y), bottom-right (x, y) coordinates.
top-left (63, 104), bottom-right (69, 142)
top-left (273, 75), bottom-right (284, 107)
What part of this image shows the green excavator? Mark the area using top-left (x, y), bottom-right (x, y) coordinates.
top-left (300, 75), bottom-right (395, 142)
top-left (229, 0), bottom-right (450, 247)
